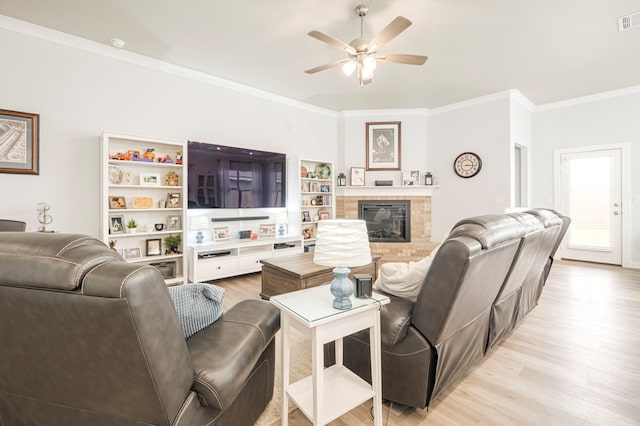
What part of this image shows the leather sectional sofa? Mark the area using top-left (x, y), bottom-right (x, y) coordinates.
top-left (338, 209), bottom-right (570, 409)
top-left (0, 233), bottom-right (279, 425)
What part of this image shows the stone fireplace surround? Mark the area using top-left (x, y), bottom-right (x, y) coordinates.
top-left (335, 187), bottom-right (438, 263)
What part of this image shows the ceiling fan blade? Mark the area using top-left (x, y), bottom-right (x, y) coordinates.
top-left (376, 53), bottom-right (428, 65)
top-left (308, 31), bottom-right (356, 54)
top-left (305, 59), bottom-right (350, 74)
top-left (369, 16), bottom-right (412, 50)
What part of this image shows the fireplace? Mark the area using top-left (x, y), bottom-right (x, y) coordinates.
top-left (358, 200), bottom-right (411, 243)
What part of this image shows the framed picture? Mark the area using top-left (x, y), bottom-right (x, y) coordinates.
top-left (366, 121), bottom-right (401, 171)
top-left (320, 185), bottom-right (330, 193)
top-left (402, 170), bottom-right (420, 186)
top-left (318, 210), bottom-right (330, 220)
top-left (166, 192), bottom-right (181, 208)
top-left (259, 223), bottom-right (276, 237)
top-left (213, 226), bottom-right (230, 241)
top-left (140, 172), bottom-right (161, 186)
top-left (109, 196), bottom-right (127, 209)
top-left (122, 247), bottom-right (141, 259)
top-left (145, 238), bottom-right (162, 256)
top-left (350, 167), bottom-right (365, 186)
top-left (109, 215), bottom-right (125, 234)
top-left (166, 215), bottom-right (181, 230)
top-left (0, 109), bottom-right (39, 175)
top-left (302, 211), bottom-right (311, 222)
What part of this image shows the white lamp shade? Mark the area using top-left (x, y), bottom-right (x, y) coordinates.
top-left (190, 216), bottom-right (209, 230)
top-left (313, 219), bottom-right (372, 268)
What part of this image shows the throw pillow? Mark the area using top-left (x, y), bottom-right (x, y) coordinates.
top-left (374, 244), bottom-right (441, 302)
top-left (374, 257), bottom-right (432, 302)
top-left (168, 283), bottom-right (225, 339)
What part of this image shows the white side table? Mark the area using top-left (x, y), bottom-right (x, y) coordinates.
top-left (271, 285), bottom-right (390, 425)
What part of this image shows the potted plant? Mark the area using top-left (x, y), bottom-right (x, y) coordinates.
top-left (126, 218), bottom-right (138, 233)
top-left (164, 234), bottom-right (182, 254)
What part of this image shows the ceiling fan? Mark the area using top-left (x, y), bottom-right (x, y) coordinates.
top-left (305, 4), bottom-right (428, 86)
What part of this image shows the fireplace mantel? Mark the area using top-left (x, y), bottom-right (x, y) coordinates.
top-left (336, 185), bottom-right (438, 197)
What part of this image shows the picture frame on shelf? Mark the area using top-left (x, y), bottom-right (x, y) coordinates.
top-left (213, 226), bottom-right (230, 241)
top-left (145, 238), bottom-right (162, 256)
top-left (320, 185), bottom-right (330, 193)
top-left (259, 223), bottom-right (276, 237)
top-left (350, 167), bottom-right (365, 186)
top-left (109, 196), bottom-right (127, 209)
top-left (166, 215), bottom-right (181, 230)
top-left (402, 170), bottom-right (420, 186)
top-left (303, 227), bottom-right (315, 240)
top-left (302, 211), bottom-right (311, 222)
top-left (140, 172), bottom-right (161, 186)
top-left (109, 215), bottom-right (125, 234)
top-left (0, 109), bottom-right (39, 175)
top-left (166, 192), bottom-right (181, 208)
top-left (122, 247), bottom-right (141, 259)
top-left (318, 210), bottom-right (330, 221)
top-left (366, 121), bottom-right (401, 171)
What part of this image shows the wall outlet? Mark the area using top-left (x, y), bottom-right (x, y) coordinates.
top-left (633, 195), bottom-right (640, 204)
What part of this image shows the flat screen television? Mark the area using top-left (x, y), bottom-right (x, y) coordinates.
top-left (187, 141), bottom-right (286, 209)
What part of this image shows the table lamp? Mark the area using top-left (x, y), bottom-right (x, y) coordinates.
top-left (313, 219), bottom-right (372, 309)
top-left (190, 216), bottom-right (209, 244)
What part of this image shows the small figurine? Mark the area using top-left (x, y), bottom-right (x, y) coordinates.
top-left (176, 151), bottom-right (183, 165)
top-left (108, 240), bottom-right (117, 251)
top-left (143, 148), bottom-right (156, 160)
top-left (158, 154), bottom-right (173, 164)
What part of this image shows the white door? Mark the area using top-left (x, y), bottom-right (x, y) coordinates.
top-left (559, 148), bottom-right (622, 265)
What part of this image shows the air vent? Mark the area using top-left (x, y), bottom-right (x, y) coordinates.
top-left (618, 11), bottom-right (640, 31)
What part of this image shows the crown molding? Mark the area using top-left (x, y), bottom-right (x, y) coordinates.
top-left (0, 15), bottom-right (338, 118)
top-left (339, 108), bottom-right (429, 118)
top-left (535, 85), bottom-right (640, 111)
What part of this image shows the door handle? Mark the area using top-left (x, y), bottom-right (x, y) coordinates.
top-left (613, 202), bottom-right (620, 207)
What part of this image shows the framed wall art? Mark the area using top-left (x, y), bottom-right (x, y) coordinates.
top-left (166, 192), bottom-right (181, 208)
top-left (0, 109), bottom-right (39, 175)
top-left (366, 121), bottom-right (401, 171)
top-left (350, 167), bottom-right (365, 186)
top-left (259, 223), bottom-right (276, 237)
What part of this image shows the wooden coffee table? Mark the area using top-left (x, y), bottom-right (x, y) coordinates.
top-left (260, 252), bottom-right (380, 300)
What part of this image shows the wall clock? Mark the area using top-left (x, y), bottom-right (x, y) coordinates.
top-left (453, 152), bottom-right (482, 178)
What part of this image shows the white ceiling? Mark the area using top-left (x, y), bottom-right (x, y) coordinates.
top-left (1, 0), bottom-right (639, 111)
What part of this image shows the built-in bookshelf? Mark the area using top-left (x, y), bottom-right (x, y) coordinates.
top-left (298, 158), bottom-right (335, 251)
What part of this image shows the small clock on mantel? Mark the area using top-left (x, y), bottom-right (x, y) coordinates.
top-left (453, 152), bottom-right (482, 178)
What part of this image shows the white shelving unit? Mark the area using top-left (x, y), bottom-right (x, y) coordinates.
top-left (298, 158), bottom-right (335, 251)
top-left (100, 132), bottom-right (187, 285)
top-left (187, 236), bottom-right (303, 282)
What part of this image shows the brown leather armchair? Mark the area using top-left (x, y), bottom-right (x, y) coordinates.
top-left (0, 219), bottom-right (26, 231)
top-left (0, 232), bottom-right (279, 426)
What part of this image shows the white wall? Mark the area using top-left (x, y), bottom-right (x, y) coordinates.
top-left (0, 27), bottom-right (338, 236)
top-left (532, 92), bottom-right (640, 267)
top-left (428, 97), bottom-right (512, 240)
top-left (339, 111), bottom-right (429, 186)
top-left (509, 97), bottom-right (533, 207)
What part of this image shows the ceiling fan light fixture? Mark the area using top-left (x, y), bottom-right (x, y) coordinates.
top-left (363, 55), bottom-right (377, 72)
top-left (342, 59), bottom-right (357, 76)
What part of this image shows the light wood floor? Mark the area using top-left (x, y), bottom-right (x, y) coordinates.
top-left (215, 260), bottom-right (640, 425)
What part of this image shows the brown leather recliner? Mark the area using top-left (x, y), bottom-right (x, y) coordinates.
top-left (338, 209), bottom-right (570, 409)
top-left (340, 214), bottom-right (526, 408)
top-left (0, 232), bottom-right (279, 426)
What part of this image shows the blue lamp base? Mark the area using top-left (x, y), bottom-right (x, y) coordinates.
top-left (196, 230), bottom-right (204, 244)
top-left (329, 267), bottom-right (353, 310)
